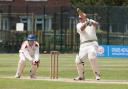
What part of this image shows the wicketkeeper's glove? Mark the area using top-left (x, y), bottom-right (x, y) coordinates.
top-left (32, 60), bottom-right (40, 68)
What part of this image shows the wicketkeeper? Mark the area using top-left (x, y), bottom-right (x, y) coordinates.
top-left (74, 8), bottom-right (100, 80)
top-left (15, 34), bottom-right (40, 79)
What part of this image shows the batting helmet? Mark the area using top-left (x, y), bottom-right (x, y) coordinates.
top-left (27, 34), bottom-right (36, 41)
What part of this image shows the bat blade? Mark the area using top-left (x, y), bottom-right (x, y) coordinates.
top-left (77, 8), bottom-right (84, 15)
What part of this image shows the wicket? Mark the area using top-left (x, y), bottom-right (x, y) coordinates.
top-left (50, 51), bottom-right (59, 79)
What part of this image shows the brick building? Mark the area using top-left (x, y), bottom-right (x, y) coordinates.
top-left (0, 0), bottom-right (77, 53)
top-left (0, 0), bottom-right (70, 7)
top-left (0, 0), bottom-right (71, 31)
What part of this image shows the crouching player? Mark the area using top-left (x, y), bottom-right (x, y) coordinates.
top-left (15, 34), bottom-right (40, 79)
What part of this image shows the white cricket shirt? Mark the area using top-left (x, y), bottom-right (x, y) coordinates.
top-left (76, 19), bottom-right (97, 43)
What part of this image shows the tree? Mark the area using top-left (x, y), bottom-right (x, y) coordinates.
top-left (70, 0), bottom-right (128, 7)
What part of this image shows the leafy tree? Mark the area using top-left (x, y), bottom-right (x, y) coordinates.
top-left (70, 0), bottom-right (128, 7)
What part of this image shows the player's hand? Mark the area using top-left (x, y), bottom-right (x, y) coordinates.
top-left (32, 60), bottom-right (39, 65)
top-left (86, 20), bottom-right (92, 26)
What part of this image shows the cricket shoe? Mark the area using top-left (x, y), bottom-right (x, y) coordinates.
top-left (96, 75), bottom-right (100, 80)
top-left (30, 75), bottom-right (36, 79)
top-left (95, 72), bottom-right (101, 80)
top-left (74, 76), bottom-right (85, 81)
top-left (15, 75), bottom-right (20, 78)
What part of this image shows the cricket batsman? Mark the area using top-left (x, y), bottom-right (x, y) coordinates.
top-left (74, 8), bottom-right (100, 80)
top-left (15, 34), bottom-right (40, 79)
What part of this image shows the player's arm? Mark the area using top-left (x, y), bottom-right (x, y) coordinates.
top-left (32, 42), bottom-right (40, 67)
top-left (77, 23), bottom-right (87, 32)
top-left (19, 41), bottom-right (26, 52)
top-left (90, 19), bottom-right (99, 28)
top-left (23, 48), bottom-right (33, 61)
top-left (19, 41), bottom-right (34, 61)
top-left (81, 23), bottom-right (88, 31)
top-left (34, 42), bottom-right (39, 61)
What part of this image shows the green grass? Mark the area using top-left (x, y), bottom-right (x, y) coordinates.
top-left (0, 78), bottom-right (128, 89)
top-left (0, 54), bottom-right (128, 89)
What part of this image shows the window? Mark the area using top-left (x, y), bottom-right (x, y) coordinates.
top-left (0, 17), bottom-right (9, 30)
top-left (20, 16), bottom-right (32, 31)
top-left (35, 16), bottom-right (52, 31)
top-left (20, 15), bottom-right (52, 31)
top-left (25, 0), bottom-right (48, 1)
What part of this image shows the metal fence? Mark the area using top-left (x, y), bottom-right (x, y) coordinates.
top-left (0, 4), bottom-right (128, 53)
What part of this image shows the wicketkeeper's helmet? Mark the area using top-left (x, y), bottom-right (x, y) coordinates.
top-left (27, 34), bottom-right (36, 41)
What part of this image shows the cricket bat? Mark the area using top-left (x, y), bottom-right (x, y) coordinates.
top-left (77, 8), bottom-right (84, 15)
